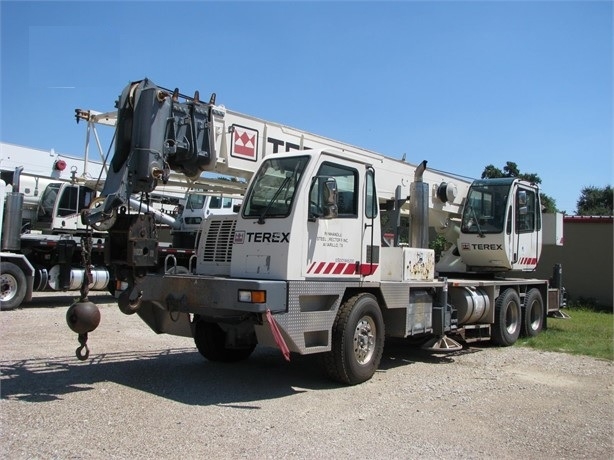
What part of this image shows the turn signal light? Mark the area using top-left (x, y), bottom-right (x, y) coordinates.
top-left (238, 290), bottom-right (266, 303)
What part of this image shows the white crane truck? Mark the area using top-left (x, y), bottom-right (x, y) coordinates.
top-left (0, 151), bottom-right (116, 310)
top-left (72, 78), bottom-right (565, 384)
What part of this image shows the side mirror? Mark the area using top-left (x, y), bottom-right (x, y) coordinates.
top-left (518, 190), bottom-right (527, 206)
top-left (321, 178), bottom-right (338, 219)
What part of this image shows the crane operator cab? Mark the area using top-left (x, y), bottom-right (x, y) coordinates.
top-left (457, 177), bottom-right (542, 272)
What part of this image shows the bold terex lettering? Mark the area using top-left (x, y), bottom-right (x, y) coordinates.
top-left (267, 137), bottom-right (312, 154)
top-left (246, 232), bottom-right (290, 243)
top-left (471, 244), bottom-right (503, 250)
top-left (267, 137), bottom-right (285, 154)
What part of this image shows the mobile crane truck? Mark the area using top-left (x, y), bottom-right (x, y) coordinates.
top-left (68, 78), bottom-right (565, 384)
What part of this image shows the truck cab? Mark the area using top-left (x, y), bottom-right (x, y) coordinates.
top-left (172, 192), bottom-right (243, 249)
top-left (180, 192), bottom-right (242, 227)
top-left (35, 182), bottom-right (98, 233)
top-left (197, 150), bottom-right (381, 282)
top-left (457, 178), bottom-right (542, 272)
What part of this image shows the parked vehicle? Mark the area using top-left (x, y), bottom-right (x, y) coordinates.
top-left (73, 79), bottom-right (566, 384)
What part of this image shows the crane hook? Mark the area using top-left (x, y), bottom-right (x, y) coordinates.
top-left (76, 333), bottom-right (90, 361)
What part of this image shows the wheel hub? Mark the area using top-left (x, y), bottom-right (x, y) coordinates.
top-left (0, 274), bottom-right (17, 301)
top-left (506, 301), bottom-right (519, 335)
top-left (353, 316), bottom-right (376, 364)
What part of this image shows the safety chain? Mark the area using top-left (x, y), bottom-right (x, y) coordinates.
top-left (74, 231), bottom-right (94, 361)
top-left (80, 232), bottom-right (93, 299)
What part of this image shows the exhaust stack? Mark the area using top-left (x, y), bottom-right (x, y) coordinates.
top-left (410, 160), bottom-right (429, 249)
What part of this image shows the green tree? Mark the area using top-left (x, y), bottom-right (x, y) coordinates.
top-left (481, 162), bottom-right (558, 213)
top-left (576, 185), bottom-right (613, 216)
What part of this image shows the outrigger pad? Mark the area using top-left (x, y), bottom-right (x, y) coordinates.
top-left (421, 335), bottom-right (463, 353)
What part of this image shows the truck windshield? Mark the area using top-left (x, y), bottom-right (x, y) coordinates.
top-left (185, 193), bottom-right (206, 210)
top-left (461, 184), bottom-right (510, 234)
top-left (39, 183), bottom-right (62, 220)
top-left (243, 156), bottom-right (310, 221)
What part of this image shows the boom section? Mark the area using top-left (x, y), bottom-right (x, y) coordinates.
top-left (84, 78), bottom-right (472, 228)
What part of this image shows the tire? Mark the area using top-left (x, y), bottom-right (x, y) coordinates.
top-left (323, 293), bottom-right (385, 385)
top-left (165, 265), bottom-right (190, 275)
top-left (0, 262), bottom-right (27, 311)
top-left (491, 288), bottom-right (522, 346)
top-left (193, 320), bottom-right (256, 362)
top-left (521, 288), bottom-right (544, 337)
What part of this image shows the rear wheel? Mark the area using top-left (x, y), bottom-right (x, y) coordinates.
top-left (193, 320), bottom-right (256, 362)
top-left (164, 265), bottom-right (190, 275)
top-left (491, 288), bottom-right (521, 346)
top-left (323, 293), bottom-right (385, 385)
top-left (521, 288), bottom-right (544, 337)
top-left (0, 262), bottom-right (27, 311)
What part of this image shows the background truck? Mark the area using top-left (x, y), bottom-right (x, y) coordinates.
top-left (0, 139), bottom-right (240, 310)
top-left (72, 78), bottom-right (565, 384)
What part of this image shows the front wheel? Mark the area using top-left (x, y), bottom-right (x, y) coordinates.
top-left (0, 262), bottom-right (27, 311)
top-left (491, 288), bottom-right (522, 346)
top-left (521, 288), bottom-right (544, 337)
top-left (323, 293), bottom-right (385, 385)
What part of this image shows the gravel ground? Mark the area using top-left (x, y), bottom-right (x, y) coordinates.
top-left (1, 292), bottom-right (612, 459)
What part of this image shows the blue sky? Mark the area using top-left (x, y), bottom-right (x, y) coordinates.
top-left (1, 0), bottom-right (612, 214)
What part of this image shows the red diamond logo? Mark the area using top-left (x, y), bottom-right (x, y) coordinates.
top-left (232, 126), bottom-right (258, 160)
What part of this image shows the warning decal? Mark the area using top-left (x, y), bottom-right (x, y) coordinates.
top-left (231, 125), bottom-right (258, 161)
top-left (307, 261), bottom-right (379, 276)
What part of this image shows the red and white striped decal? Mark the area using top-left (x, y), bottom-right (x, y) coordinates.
top-left (518, 257), bottom-right (538, 265)
top-left (307, 261), bottom-right (379, 276)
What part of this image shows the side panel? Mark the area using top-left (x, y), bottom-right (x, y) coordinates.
top-left (255, 281), bottom-right (358, 354)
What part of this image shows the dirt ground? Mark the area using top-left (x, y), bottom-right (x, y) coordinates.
top-left (1, 292), bottom-right (612, 459)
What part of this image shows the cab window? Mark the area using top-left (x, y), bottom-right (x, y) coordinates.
top-left (310, 162), bottom-right (358, 218)
top-left (516, 189), bottom-right (537, 233)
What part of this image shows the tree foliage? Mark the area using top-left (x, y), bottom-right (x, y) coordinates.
top-left (480, 161), bottom-right (557, 213)
top-left (576, 185), bottom-right (613, 216)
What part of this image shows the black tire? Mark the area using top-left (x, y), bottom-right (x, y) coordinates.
top-left (521, 288), bottom-right (544, 337)
top-left (0, 262), bottom-right (27, 311)
top-left (323, 293), bottom-right (385, 385)
top-left (193, 320), bottom-right (256, 362)
top-left (491, 288), bottom-right (522, 346)
top-left (165, 265), bottom-right (190, 275)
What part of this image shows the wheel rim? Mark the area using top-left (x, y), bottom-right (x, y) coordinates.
top-left (353, 315), bottom-right (376, 364)
top-left (0, 274), bottom-right (18, 302)
top-left (505, 300), bottom-right (520, 335)
top-left (528, 299), bottom-right (541, 331)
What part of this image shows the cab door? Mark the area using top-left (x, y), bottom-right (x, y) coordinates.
top-left (511, 185), bottom-right (541, 270)
top-left (360, 167), bottom-right (380, 279)
top-left (304, 159), bottom-right (364, 279)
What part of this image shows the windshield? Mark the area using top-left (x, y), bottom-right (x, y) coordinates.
top-left (461, 184), bottom-right (510, 234)
top-left (39, 183), bottom-right (61, 218)
top-left (185, 194), bottom-right (206, 210)
top-left (243, 156), bottom-right (310, 221)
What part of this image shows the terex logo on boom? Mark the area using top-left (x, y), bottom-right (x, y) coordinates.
top-left (267, 137), bottom-right (312, 154)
